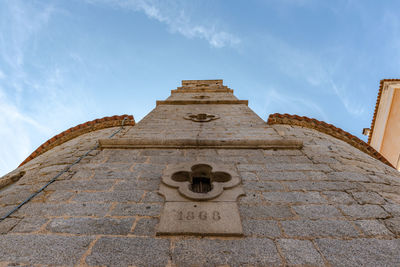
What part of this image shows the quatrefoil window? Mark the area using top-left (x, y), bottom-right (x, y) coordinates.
top-left (172, 164), bottom-right (231, 194)
top-left (162, 163), bottom-right (240, 200)
top-left (184, 113), bottom-right (220, 122)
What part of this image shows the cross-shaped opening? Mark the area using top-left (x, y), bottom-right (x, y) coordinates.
top-left (171, 164), bottom-right (232, 195)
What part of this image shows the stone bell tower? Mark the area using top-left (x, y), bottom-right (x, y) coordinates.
top-left (99, 79), bottom-right (302, 236)
top-left (0, 80), bottom-right (400, 266)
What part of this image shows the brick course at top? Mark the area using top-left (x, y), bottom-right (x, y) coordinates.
top-left (267, 113), bottom-right (394, 168)
top-left (18, 115), bottom-right (134, 167)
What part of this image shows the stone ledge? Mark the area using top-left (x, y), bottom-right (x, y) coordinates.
top-left (99, 138), bottom-right (303, 150)
top-left (156, 100), bottom-right (248, 105)
top-left (171, 88), bottom-right (233, 93)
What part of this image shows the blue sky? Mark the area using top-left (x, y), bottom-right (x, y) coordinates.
top-left (0, 0), bottom-right (399, 176)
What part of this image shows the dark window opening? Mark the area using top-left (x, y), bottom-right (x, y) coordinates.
top-left (191, 176), bottom-right (212, 193)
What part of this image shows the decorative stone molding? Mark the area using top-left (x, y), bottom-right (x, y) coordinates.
top-left (161, 163), bottom-right (240, 201)
top-left (156, 99), bottom-right (248, 105)
top-left (157, 162), bottom-right (245, 236)
top-left (184, 113), bottom-right (220, 122)
top-left (99, 138), bottom-right (303, 150)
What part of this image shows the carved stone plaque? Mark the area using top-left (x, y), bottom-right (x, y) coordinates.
top-left (157, 162), bottom-right (244, 236)
top-left (157, 202), bottom-right (242, 236)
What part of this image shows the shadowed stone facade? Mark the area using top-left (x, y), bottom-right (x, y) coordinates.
top-left (1, 80), bottom-right (400, 266)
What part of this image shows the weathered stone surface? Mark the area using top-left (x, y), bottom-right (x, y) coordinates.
top-left (10, 217), bottom-right (48, 233)
top-left (132, 217), bottom-right (158, 236)
top-left (264, 155), bottom-right (312, 164)
top-left (309, 154), bottom-right (339, 164)
top-left (278, 239), bottom-right (324, 266)
top-left (265, 163), bottom-right (332, 172)
top-left (257, 171), bottom-right (328, 181)
top-left (47, 179), bottom-right (114, 191)
top-left (383, 204), bottom-right (400, 216)
top-left (322, 191), bottom-right (356, 204)
top-left (239, 205), bottom-right (294, 219)
top-left (242, 219), bottom-right (281, 237)
top-left (384, 217), bottom-right (400, 235)
top-left (354, 220), bottom-right (392, 236)
top-left (71, 169), bottom-right (94, 180)
top-left (316, 238), bottom-right (400, 266)
top-left (263, 191), bottom-right (326, 204)
top-left (114, 179), bottom-right (159, 191)
top-left (140, 149), bottom-right (183, 156)
top-left (238, 192), bottom-right (264, 204)
top-left (0, 205), bottom-right (17, 218)
top-left (0, 218), bottom-right (20, 234)
top-left (362, 183), bottom-right (400, 194)
top-left (352, 192), bottom-right (385, 205)
top-left (293, 204), bottom-right (342, 219)
top-left (157, 202), bottom-right (243, 236)
top-left (172, 238), bottom-right (281, 266)
top-left (243, 181), bottom-right (283, 191)
top-left (381, 192), bottom-right (400, 204)
top-left (0, 190), bottom-right (36, 205)
top-left (47, 217), bottom-right (134, 235)
top-left (142, 191), bottom-right (164, 202)
top-left (281, 220), bottom-right (359, 237)
top-left (258, 171), bottom-right (307, 181)
top-left (72, 190), bottom-right (144, 203)
top-left (285, 181), bottom-right (363, 191)
top-left (47, 190), bottom-right (74, 202)
top-left (0, 235), bottom-right (92, 265)
top-left (340, 204), bottom-right (390, 219)
top-left (131, 163), bottom-right (164, 180)
top-left (328, 171), bottom-right (371, 182)
top-left (103, 149), bottom-right (142, 163)
top-left (16, 203), bottom-right (111, 217)
top-left (86, 237), bottom-right (169, 266)
top-left (237, 164), bottom-right (264, 172)
top-left (239, 171), bottom-right (257, 181)
top-left (111, 203), bottom-right (161, 216)
top-left (91, 169), bottom-right (135, 180)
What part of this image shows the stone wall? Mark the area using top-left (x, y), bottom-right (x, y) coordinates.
top-left (0, 123), bottom-right (399, 266)
top-left (1, 80), bottom-right (399, 266)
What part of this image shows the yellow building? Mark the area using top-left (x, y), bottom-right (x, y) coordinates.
top-left (367, 79), bottom-right (400, 170)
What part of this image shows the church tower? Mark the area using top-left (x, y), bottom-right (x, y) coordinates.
top-left (0, 80), bottom-right (399, 266)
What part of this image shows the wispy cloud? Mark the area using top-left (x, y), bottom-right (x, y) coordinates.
top-left (329, 80), bottom-right (365, 116)
top-left (0, 1), bottom-right (90, 176)
top-left (259, 87), bottom-right (329, 122)
top-left (0, 1), bottom-right (53, 74)
top-left (86, 0), bottom-right (240, 48)
top-left (255, 33), bottom-right (366, 117)
top-left (0, 88), bottom-right (50, 173)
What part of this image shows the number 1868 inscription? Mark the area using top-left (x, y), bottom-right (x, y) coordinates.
top-left (177, 210), bottom-right (221, 221)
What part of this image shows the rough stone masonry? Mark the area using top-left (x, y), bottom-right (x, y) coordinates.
top-left (0, 80), bottom-right (400, 266)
